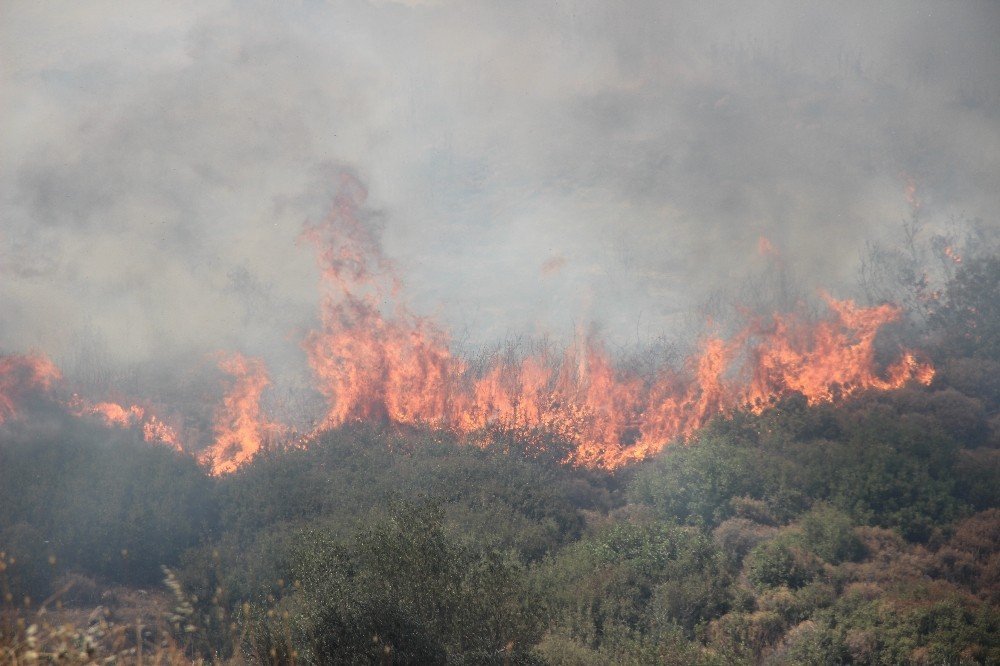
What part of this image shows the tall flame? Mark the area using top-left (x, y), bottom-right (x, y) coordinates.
top-left (301, 174), bottom-right (462, 432)
top-left (299, 178), bottom-right (934, 469)
top-left (200, 353), bottom-right (285, 475)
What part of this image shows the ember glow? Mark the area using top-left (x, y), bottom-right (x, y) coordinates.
top-left (757, 236), bottom-right (780, 259)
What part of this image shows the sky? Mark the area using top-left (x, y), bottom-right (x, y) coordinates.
top-left (2, 0), bottom-right (999, 379)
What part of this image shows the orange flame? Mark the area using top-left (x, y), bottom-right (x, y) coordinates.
top-left (301, 174), bottom-right (462, 432)
top-left (71, 398), bottom-right (182, 451)
top-left (200, 353), bottom-right (285, 475)
top-left (141, 415), bottom-right (183, 451)
top-left (298, 179), bottom-right (935, 470)
top-left (757, 236), bottom-right (780, 259)
top-left (902, 172), bottom-right (921, 215)
top-left (0, 353), bottom-right (182, 450)
top-left (0, 178), bottom-right (939, 474)
top-left (85, 401), bottom-right (146, 427)
top-left (541, 255), bottom-right (567, 276)
top-left (0, 353), bottom-right (61, 423)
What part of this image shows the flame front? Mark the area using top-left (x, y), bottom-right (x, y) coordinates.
top-left (299, 180), bottom-right (934, 470)
top-left (0, 182), bottom-right (938, 474)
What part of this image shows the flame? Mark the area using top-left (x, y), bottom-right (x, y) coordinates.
top-left (298, 179), bottom-right (934, 470)
top-left (0, 352), bottom-right (183, 450)
top-left (757, 236), bottom-right (780, 259)
top-left (200, 353), bottom-right (285, 475)
top-left (141, 415), bottom-right (182, 451)
top-left (0, 353), bottom-right (61, 423)
top-left (71, 398), bottom-right (182, 451)
top-left (301, 174), bottom-right (463, 432)
top-left (943, 246), bottom-right (962, 264)
top-left (541, 255), bottom-right (567, 276)
top-left (86, 401), bottom-right (145, 427)
top-left (902, 172), bottom-right (921, 214)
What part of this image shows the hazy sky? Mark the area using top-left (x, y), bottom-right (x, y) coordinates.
top-left (2, 1), bottom-right (999, 372)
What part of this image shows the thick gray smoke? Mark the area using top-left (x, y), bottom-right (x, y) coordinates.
top-left (2, 1), bottom-right (999, 383)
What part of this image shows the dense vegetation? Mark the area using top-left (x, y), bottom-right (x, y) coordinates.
top-left (2, 255), bottom-right (1000, 663)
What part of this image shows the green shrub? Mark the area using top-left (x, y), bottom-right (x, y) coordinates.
top-left (246, 502), bottom-right (545, 664)
top-left (798, 504), bottom-right (865, 564)
top-left (745, 540), bottom-right (820, 590)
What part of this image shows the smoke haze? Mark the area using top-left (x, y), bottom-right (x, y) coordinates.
top-left (2, 0), bottom-right (999, 378)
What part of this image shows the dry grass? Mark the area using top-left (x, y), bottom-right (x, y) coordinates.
top-left (0, 565), bottom-right (244, 665)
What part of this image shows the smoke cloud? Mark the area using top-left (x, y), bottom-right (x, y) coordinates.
top-left (2, 1), bottom-right (998, 381)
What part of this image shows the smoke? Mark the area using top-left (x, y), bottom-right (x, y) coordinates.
top-left (2, 0), bottom-right (998, 383)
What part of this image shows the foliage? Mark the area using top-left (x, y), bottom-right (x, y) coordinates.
top-left (0, 418), bottom-right (214, 587)
top-left (537, 517), bottom-right (734, 648)
top-left (930, 255), bottom-right (1000, 362)
top-left (797, 504), bottom-right (865, 564)
top-left (245, 502), bottom-right (545, 664)
top-left (744, 539), bottom-right (821, 591)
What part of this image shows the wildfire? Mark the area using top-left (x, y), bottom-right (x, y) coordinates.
top-left (298, 177), bottom-right (935, 469)
top-left (200, 353), bottom-right (285, 475)
top-left (141, 415), bottom-right (183, 451)
top-left (0, 177), bottom-right (940, 474)
top-left (301, 174), bottom-right (462, 432)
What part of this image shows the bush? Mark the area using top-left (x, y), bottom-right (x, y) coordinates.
top-left (954, 449), bottom-right (1000, 511)
top-left (0, 421), bottom-right (215, 585)
top-left (776, 592), bottom-right (1000, 665)
top-left (707, 610), bottom-right (786, 660)
top-left (712, 518), bottom-right (779, 564)
top-left (216, 425), bottom-right (614, 561)
top-left (246, 502), bottom-right (545, 664)
top-left (744, 540), bottom-right (821, 591)
top-left (0, 523), bottom-right (55, 601)
top-left (537, 517), bottom-right (734, 653)
top-left (798, 504), bottom-right (865, 564)
top-left (930, 255), bottom-right (1000, 362)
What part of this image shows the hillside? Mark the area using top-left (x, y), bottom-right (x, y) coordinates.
top-left (2, 257), bottom-right (1000, 664)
